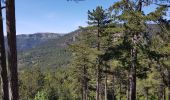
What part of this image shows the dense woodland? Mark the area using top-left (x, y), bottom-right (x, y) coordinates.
top-left (0, 0), bottom-right (170, 100)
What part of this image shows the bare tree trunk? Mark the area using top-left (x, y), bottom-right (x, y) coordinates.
top-left (0, 1), bottom-right (9, 100)
top-left (6, 0), bottom-right (19, 100)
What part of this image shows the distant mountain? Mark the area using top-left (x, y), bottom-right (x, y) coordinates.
top-left (17, 30), bottom-right (81, 70)
top-left (5, 33), bottom-right (63, 52)
top-left (16, 24), bottom-right (160, 70)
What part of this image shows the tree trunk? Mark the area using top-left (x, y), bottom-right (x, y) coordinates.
top-left (168, 71), bottom-right (170, 100)
top-left (83, 64), bottom-right (88, 100)
top-left (145, 94), bottom-right (148, 100)
top-left (104, 67), bottom-right (107, 100)
top-left (129, 59), bottom-right (136, 100)
top-left (126, 79), bottom-right (130, 100)
top-left (119, 83), bottom-right (122, 100)
top-left (168, 86), bottom-right (170, 100)
top-left (129, 0), bottom-right (142, 99)
top-left (6, 0), bottom-right (19, 100)
top-left (158, 86), bottom-right (162, 99)
top-left (96, 22), bottom-right (101, 100)
top-left (163, 86), bottom-right (166, 100)
top-left (0, 1), bottom-right (9, 100)
top-left (157, 61), bottom-right (166, 100)
top-left (158, 83), bottom-right (164, 100)
top-left (81, 88), bottom-right (84, 100)
top-left (96, 64), bottom-right (100, 100)
top-left (112, 74), bottom-right (115, 100)
top-left (145, 87), bottom-right (148, 100)
top-left (162, 71), bottom-right (166, 100)
top-left (129, 34), bottom-right (137, 100)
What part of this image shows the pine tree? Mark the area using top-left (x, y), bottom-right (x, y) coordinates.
top-left (0, 0), bottom-right (9, 100)
top-left (87, 6), bottom-right (111, 100)
top-left (70, 29), bottom-right (98, 100)
top-left (110, 1), bottom-right (143, 99)
top-left (147, 15), bottom-right (170, 99)
top-left (109, 0), bottom-right (168, 99)
top-left (6, 0), bottom-right (19, 99)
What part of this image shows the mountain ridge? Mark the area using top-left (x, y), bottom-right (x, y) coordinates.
top-left (5, 32), bottom-right (64, 52)
top-left (16, 24), bottom-right (160, 69)
top-left (17, 30), bottom-right (80, 69)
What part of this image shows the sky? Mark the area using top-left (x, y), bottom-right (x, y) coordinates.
top-left (2, 0), bottom-right (168, 34)
top-left (15, 0), bottom-right (115, 34)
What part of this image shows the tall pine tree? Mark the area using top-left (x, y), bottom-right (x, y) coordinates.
top-left (0, 0), bottom-right (9, 100)
top-left (6, 0), bottom-right (19, 99)
top-left (87, 6), bottom-right (110, 100)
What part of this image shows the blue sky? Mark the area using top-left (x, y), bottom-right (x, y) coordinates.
top-left (3, 0), bottom-right (168, 34)
top-left (15, 0), bottom-right (114, 34)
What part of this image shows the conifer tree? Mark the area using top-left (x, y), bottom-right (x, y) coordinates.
top-left (147, 15), bottom-right (170, 99)
top-left (0, 0), bottom-right (9, 100)
top-left (109, 0), bottom-right (168, 99)
top-left (6, 0), bottom-right (18, 99)
top-left (70, 29), bottom-right (98, 100)
top-left (87, 6), bottom-right (111, 100)
top-left (110, 1), bottom-right (143, 99)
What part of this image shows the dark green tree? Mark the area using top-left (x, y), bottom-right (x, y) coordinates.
top-left (110, 0), bottom-right (168, 99)
top-left (87, 6), bottom-right (111, 100)
top-left (70, 28), bottom-right (98, 100)
top-left (147, 16), bottom-right (170, 99)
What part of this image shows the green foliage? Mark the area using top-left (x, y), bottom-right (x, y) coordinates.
top-left (19, 67), bottom-right (83, 100)
top-left (9, 1), bottom-right (170, 100)
top-left (34, 91), bottom-right (48, 100)
top-left (19, 67), bottom-right (45, 100)
top-left (17, 32), bottom-right (77, 70)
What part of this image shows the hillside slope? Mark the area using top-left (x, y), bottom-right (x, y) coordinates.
top-left (17, 30), bottom-right (80, 69)
top-left (17, 24), bottom-right (160, 70)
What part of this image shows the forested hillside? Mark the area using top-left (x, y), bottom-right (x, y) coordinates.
top-left (17, 25), bottom-right (159, 70)
top-left (17, 30), bottom-right (81, 69)
top-left (0, 0), bottom-right (170, 100)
